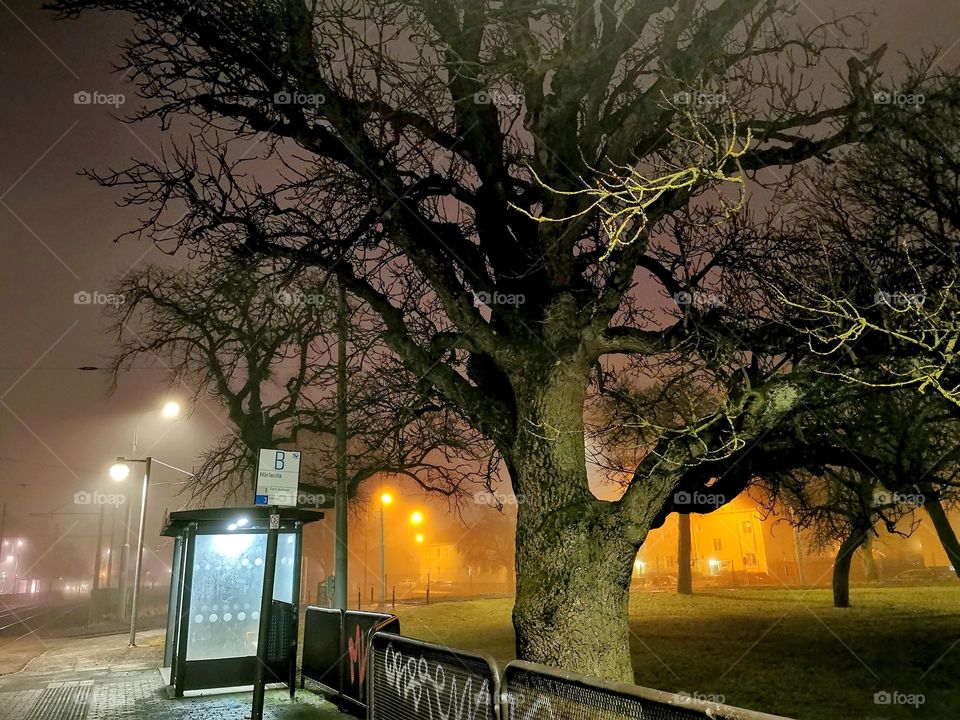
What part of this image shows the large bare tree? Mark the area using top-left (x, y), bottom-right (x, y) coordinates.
top-left (52, 0), bottom-right (915, 678)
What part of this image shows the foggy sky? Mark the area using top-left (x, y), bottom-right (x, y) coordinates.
top-left (1, 0), bottom-right (959, 576)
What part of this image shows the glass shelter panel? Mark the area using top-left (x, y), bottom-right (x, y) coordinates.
top-left (274, 532), bottom-right (298, 603)
top-left (185, 531), bottom-right (298, 661)
top-left (186, 533), bottom-right (266, 661)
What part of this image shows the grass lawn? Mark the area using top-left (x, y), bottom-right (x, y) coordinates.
top-left (394, 586), bottom-right (960, 719)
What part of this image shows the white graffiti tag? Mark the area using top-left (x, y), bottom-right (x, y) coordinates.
top-left (382, 643), bottom-right (492, 720)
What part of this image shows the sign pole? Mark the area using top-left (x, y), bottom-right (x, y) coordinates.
top-left (251, 507), bottom-right (280, 720)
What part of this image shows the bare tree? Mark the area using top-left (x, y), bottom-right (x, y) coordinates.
top-left (52, 0), bottom-right (918, 678)
top-left (110, 259), bottom-right (497, 505)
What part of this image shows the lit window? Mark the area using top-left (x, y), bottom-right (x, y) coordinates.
top-left (712, 538), bottom-right (722, 552)
top-left (742, 521), bottom-right (753, 534)
top-left (744, 553), bottom-right (758, 567)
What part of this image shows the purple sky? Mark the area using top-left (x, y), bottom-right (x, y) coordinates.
top-left (1, 0), bottom-right (959, 577)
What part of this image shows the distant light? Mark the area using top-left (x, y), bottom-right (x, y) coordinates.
top-left (161, 400), bottom-right (181, 419)
top-left (110, 462), bottom-right (130, 481)
top-left (380, 492), bottom-right (393, 506)
top-left (6, 556), bottom-right (12, 562)
top-left (415, 534), bottom-right (424, 544)
top-left (228, 523), bottom-right (238, 531)
top-left (410, 511), bottom-right (424, 526)
top-left (236, 517), bottom-right (249, 527)
top-left (16, 539), bottom-right (23, 547)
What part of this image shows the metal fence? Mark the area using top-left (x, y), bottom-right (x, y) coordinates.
top-left (368, 631), bottom-right (501, 720)
top-left (502, 660), bottom-right (793, 720)
top-left (301, 607), bottom-right (400, 713)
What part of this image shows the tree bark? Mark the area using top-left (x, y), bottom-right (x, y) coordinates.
top-left (833, 528), bottom-right (866, 608)
top-left (924, 498), bottom-right (960, 579)
top-left (508, 360), bottom-right (645, 682)
top-left (677, 513), bottom-right (693, 594)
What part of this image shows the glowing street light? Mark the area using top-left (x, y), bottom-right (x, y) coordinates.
top-left (110, 462), bottom-right (131, 481)
top-left (415, 533), bottom-right (425, 544)
top-left (161, 400), bottom-right (181, 419)
top-left (380, 492), bottom-right (393, 506)
top-left (409, 511), bottom-right (424, 526)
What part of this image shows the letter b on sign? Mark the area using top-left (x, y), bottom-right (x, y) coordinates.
top-left (274, 451), bottom-right (285, 470)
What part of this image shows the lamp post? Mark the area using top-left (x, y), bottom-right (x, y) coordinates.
top-left (110, 456), bottom-right (193, 646)
top-left (379, 492), bottom-right (392, 607)
top-left (117, 399), bottom-right (181, 619)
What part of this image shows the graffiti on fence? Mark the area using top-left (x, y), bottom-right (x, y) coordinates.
top-left (380, 642), bottom-right (494, 720)
top-left (348, 622), bottom-right (369, 686)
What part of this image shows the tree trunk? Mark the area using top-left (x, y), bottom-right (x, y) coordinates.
top-left (833, 529), bottom-right (865, 608)
top-left (677, 513), bottom-right (692, 594)
top-left (924, 497), bottom-right (960, 579)
top-left (509, 361), bottom-right (645, 682)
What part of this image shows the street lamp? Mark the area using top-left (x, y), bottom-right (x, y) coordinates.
top-left (409, 510), bottom-right (424, 526)
top-left (415, 533), bottom-right (425, 544)
top-left (115, 399), bottom-right (181, 625)
top-left (111, 455), bottom-right (193, 646)
top-left (379, 492), bottom-right (393, 607)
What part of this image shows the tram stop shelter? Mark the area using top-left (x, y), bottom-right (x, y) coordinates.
top-left (160, 507), bottom-right (323, 697)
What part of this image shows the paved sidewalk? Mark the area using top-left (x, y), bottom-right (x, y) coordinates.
top-left (0, 631), bottom-right (352, 720)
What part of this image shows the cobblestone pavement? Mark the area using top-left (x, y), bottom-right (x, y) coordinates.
top-left (0, 631), bottom-right (353, 720)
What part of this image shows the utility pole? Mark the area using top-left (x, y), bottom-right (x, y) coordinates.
top-left (0, 503), bottom-right (5, 594)
top-left (334, 280), bottom-right (349, 610)
top-left (89, 505), bottom-right (106, 625)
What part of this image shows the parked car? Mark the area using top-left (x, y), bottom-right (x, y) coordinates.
top-left (890, 568), bottom-right (945, 586)
top-left (647, 575), bottom-right (678, 590)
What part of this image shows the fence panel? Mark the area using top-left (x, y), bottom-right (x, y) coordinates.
top-left (341, 611), bottom-right (401, 710)
top-left (368, 631), bottom-right (500, 720)
top-left (502, 661), bottom-right (794, 720)
top-left (302, 606), bottom-right (343, 694)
